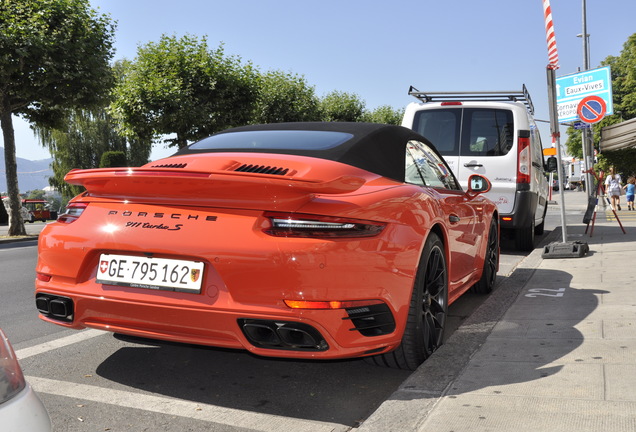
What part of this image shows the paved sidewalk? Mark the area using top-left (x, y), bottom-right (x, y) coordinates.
top-left (359, 191), bottom-right (636, 431)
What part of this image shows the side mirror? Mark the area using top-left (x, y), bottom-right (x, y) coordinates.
top-left (466, 174), bottom-right (491, 196)
top-left (546, 156), bottom-right (558, 173)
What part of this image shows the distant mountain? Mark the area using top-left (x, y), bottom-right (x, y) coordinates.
top-left (0, 147), bottom-right (54, 193)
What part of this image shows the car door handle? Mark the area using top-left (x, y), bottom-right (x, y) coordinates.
top-left (463, 163), bottom-right (483, 168)
top-left (449, 215), bottom-right (461, 223)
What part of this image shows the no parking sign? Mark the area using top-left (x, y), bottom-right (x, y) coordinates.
top-left (577, 95), bottom-right (607, 124)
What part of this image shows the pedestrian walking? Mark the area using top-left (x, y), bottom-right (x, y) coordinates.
top-left (605, 167), bottom-right (622, 211)
top-left (624, 176), bottom-right (635, 211)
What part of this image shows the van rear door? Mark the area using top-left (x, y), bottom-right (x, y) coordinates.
top-left (457, 108), bottom-right (516, 214)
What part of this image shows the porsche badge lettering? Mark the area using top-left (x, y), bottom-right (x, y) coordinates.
top-left (107, 211), bottom-right (218, 231)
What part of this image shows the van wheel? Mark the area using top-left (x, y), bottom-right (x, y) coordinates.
top-left (365, 232), bottom-right (447, 370)
top-left (515, 220), bottom-right (535, 251)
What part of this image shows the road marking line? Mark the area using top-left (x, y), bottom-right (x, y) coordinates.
top-left (26, 376), bottom-right (347, 432)
top-left (16, 329), bottom-right (106, 360)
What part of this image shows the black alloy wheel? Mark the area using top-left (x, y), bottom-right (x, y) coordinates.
top-left (473, 218), bottom-right (499, 294)
top-left (367, 232), bottom-right (448, 370)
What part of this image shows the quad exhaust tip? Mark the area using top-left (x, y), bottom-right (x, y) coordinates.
top-left (239, 319), bottom-right (328, 351)
top-left (36, 294), bottom-right (74, 322)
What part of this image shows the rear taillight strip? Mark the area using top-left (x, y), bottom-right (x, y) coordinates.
top-left (57, 202), bottom-right (88, 224)
top-left (263, 212), bottom-right (386, 238)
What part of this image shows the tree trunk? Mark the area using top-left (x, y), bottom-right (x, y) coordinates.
top-left (1, 102), bottom-right (27, 236)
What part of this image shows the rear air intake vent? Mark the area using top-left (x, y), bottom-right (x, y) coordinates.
top-left (234, 164), bottom-right (289, 176)
top-left (151, 163), bottom-right (188, 168)
top-left (344, 303), bottom-right (395, 337)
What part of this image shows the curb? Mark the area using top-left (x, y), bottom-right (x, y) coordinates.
top-left (0, 235), bottom-right (39, 244)
top-left (355, 228), bottom-right (561, 431)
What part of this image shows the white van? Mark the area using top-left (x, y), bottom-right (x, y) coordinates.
top-left (402, 86), bottom-right (549, 251)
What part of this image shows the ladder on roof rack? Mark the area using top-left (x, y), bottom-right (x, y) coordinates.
top-left (408, 85), bottom-right (535, 115)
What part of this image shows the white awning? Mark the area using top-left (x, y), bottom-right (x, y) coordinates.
top-left (600, 117), bottom-right (636, 152)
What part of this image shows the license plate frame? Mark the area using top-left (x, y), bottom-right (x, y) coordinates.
top-left (96, 254), bottom-right (204, 293)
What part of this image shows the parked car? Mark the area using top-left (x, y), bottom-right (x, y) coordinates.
top-left (402, 86), bottom-right (549, 250)
top-left (35, 122), bottom-right (499, 370)
top-left (0, 328), bottom-right (52, 432)
top-left (21, 200), bottom-right (58, 223)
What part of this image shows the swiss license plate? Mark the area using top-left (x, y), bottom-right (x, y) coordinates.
top-left (96, 254), bottom-right (204, 293)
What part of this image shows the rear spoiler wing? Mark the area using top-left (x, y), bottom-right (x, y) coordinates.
top-left (408, 85), bottom-right (534, 115)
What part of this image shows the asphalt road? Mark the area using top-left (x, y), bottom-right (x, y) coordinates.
top-left (0, 206), bottom-right (561, 431)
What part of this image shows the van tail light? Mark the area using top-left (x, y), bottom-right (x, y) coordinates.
top-left (263, 212), bottom-right (386, 238)
top-left (517, 135), bottom-right (531, 184)
top-left (57, 202), bottom-right (88, 224)
top-left (441, 101), bottom-right (462, 106)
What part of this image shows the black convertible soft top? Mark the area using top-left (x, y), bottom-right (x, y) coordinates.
top-left (174, 122), bottom-right (437, 182)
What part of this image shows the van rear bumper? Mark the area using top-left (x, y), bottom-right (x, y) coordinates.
top-left (499, 190), bottom-right (538, 229)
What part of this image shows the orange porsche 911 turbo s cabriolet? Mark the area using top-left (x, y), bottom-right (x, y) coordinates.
top-left (35, 122), bottom-right (499, 370)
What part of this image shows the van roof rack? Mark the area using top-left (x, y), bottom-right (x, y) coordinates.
top-left (408, 85), bottom-right (534, 115)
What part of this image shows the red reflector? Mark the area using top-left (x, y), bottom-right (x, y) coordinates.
top-left (36, 273), bottom-right (52, 282)
top-left (284, 299), bottom-right (384, 310)
top-left (441, 101), bottom-right (462, 106)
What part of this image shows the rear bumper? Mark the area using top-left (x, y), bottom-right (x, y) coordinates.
top-left (499, 190), bottom-right (538, 230)
top-left (34, 287), bottom-right (402, 360)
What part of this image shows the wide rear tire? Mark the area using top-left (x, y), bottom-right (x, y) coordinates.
top-left (473, 219), bottom-right (499, 294)
top-left (366, 232), bottom-right (448, 370)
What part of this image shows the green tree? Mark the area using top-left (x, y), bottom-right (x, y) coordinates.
top-left (100, 151), bottom-right (128, 168)
top-left (25, 190), bottom-right (46, 200)
top-left (35, 108), bottom-right (149, 198)
top-left (111, 35), bottom-right (258, 149)
top-left (361, 105), bottom-right (404, 125)
top-left (251, 70), bottom-right (321, 124)
top-left (319, 91), bottom-right (364, 122)
top-left (0, 0), bottom-right (115, 235)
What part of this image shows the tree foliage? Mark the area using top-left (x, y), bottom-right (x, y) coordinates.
top-left (361, 105), bottom-right (404, 125)
top-left (111, 35), bottom-right (258, 148)
top-left (0, 0), bottom-right (115, 234)
top-left (251, 70), bottom-right (321, 124)
top-left (35, 108), bottom-right (150, 198)
top-left (319, 91), bottom-right (364, 122)
top-left (100, 151), bottom-right (128, 168)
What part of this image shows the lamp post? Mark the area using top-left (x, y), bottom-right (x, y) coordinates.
top-left (578, 0), bottom-right (595, 196)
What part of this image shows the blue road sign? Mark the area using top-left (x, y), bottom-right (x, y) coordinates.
top-left (556, 66), bottom-right (613, 123)
top-left (573, 121), bottom-right (591, 130)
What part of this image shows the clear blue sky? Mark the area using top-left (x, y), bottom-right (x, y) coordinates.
top-left (13, 0), bottom-right (636, 161)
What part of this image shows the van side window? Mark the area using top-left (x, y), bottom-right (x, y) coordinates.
top-left (411, 110), bottom-right (461, 156)
top-left (405, 140), bottom-right (461, 190)
top-left (462, 109), bottom-right (514, 156)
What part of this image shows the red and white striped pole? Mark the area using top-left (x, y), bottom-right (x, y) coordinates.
top-left (542, 0), bottom-right (560, 70)
top-left (542, 0), bottom-right (569, 242)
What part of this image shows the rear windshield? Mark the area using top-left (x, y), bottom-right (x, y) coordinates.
top-left (412, 108), bottom-right (514, 157)
top-left (188, 130), bottom-right (353, 151)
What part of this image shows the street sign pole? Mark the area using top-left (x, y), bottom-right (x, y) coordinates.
top-left (547, 67), bottom-right (568, 243)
